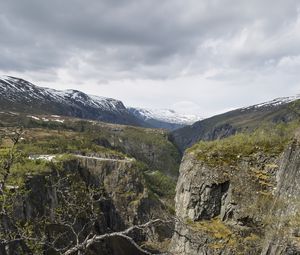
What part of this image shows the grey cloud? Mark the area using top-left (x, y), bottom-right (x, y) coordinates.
top-left (2, 0), bottom-right (298, 79)
top-left (1, 0), bottom-right (300, 116)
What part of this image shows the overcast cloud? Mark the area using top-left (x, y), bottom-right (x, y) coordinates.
top-left (1, 0), bottom-right (300, 117)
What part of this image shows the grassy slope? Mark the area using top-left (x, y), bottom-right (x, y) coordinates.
top-left (187, 122), bottom-right (298, 167)
top-left (171, 99), bottom-right (300, 152)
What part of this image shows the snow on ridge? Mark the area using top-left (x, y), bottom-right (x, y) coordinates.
top-left (242, 95), bottom-right (300, 111)
top-left (89, 94), bottom-right (125, 111)
top-left (0, 76), bottom-right (125, 112)
top-left (0, 75), bottom-right (16, 82)
top-left (131, 107), bottom-right (202, 125)
top-left (43, 88), bottom-right (124, 112)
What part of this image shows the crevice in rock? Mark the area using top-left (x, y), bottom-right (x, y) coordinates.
top-left (193, 180), bottom-right (231, 221)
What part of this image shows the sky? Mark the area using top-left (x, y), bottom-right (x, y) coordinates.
top-left (1, 0), bottom-right (300, 117)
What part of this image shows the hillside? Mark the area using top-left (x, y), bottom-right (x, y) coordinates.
top-left (171, 96), bottom-right (300, 152)
top-left (2, 78), bottom-right (300, 254)
top-left (0, 112), bottom-right (181, 253)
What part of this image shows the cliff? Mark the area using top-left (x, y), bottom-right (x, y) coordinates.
top-left (1, 156), bottom-right (173, 255)
top-left (170, 129), bottom-right (300, 254)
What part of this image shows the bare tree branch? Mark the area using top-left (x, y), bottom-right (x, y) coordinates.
top-left (63, 219), bottom-right (169, 255)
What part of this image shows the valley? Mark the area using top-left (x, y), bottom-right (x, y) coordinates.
top-left (1, 78), bottom-right (300, 254)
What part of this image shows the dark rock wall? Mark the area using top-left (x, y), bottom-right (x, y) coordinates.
top-left (170, 138), bottom-right (300, 254)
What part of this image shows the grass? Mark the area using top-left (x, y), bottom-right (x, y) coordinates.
top-left (186, 217), bottom-right (262, 252)
top-left (187, 122), bottom-right (298, 167)
top-left (7, 159), bottom-right (51, 186)
top-left (187, 217), bottom-right (233, 240)
top-left (13, 128), bottom-right (126, 158)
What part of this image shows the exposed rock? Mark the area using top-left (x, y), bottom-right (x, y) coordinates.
top-left (2, 157), bottom-right (172, 255)
top-left (261, 140), bottom-right (300, 254)
top-left (170, 140), bottom-right (294, 254)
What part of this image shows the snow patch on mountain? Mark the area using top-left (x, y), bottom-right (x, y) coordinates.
top-left (0, 75), bottom-right (126, 113)
top-left (129, 107), bottom-right (202, 125)
top-left (241, 95), bottom-right (300, 111)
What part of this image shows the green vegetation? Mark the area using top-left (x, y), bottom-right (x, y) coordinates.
top-left (84, 125), bottom-right (181, 176)
top-left (188, 122), bottom-right (298, 166)
top-left (186, 217), bottom-right (262, 253)
top-left (0, 111), bottom-right (181, 176)
top-left (0, 117), bottom-right (180, 214)
top-left (187, 217), bottom-right (233, 240)
top-left (0, 127), bottom-right (179, 212)
top-left (173, 97), bottom-right (300, 152)
top-left (9, 159), bottom-right (50, 185)
top-left (144, 170), bottom-right (176, 198)
top-left (16, 131), bottom-right (124, 158)
top-left (144, 170), bottom-right (176, 212)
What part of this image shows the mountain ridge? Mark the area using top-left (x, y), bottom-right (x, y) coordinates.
top-left (0, 75), bottom-right (198, 130)
top-left (0, 75), bottom-right (149, 127)
top-left (171, 95), bottom-right (300, 152)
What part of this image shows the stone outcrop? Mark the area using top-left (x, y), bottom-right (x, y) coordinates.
top-left (170, 137), bottom-right (300, 255)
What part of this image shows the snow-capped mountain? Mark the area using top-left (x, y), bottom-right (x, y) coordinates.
top-left (0, 76), bottom-right (146, 126)
top-left (128, 107), bottom-right (202, 130)
top-left (241, 95), bottom-right (300, 111)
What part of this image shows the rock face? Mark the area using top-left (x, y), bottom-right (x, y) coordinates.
top-left (77, 157), bottom-right (166, 227)
top-left (1, 157), bottom-right (171, 255)
top-left (90, 126), bottom-right (181, 177)
top-left (261, 140), bottom-right (300, 254)
top-left (170, 137), bottom-right (300, 255)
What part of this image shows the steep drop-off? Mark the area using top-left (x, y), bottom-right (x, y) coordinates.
top-left (170, 129), bottom-right (300, 254)
top-left (1, 156), bottom-right (173, 255)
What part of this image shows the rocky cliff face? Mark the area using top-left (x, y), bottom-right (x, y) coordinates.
top-left (261, 139), bottom-right (300, 254)
top-left (1, 157), bottom-right (172, 255)
top-left (170, 135), bottom-right (300, 255)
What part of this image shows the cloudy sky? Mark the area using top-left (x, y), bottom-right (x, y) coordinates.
top-left (1, 0), bottom-right (300, 117)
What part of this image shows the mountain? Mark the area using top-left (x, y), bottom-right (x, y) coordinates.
top-left (171, 95), bottom-right (300, 152)
top-left (128, 107), bottom-right (201, 130)
top-left (0, 75), bottom-right (147, 127)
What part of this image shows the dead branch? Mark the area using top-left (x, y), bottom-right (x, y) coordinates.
top-left (63, 219), bottom-right (169, 255)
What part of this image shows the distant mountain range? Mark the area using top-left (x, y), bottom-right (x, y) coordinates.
top-left (2, 75), bottom-right (300, 144)
top-left (0, 76), bottom-right (197, 129)
top-left (128, 107), bottom-right (201, 130)
top-left (171, 95), bottom-right (300, 152)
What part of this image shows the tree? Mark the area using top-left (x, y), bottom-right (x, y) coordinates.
top-left (0, 128), bottom-right (24, 193)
